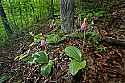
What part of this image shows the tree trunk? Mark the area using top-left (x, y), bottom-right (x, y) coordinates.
top-left (0, 0), bottom-right (12, 34)
top-left (61, 0), bottom-right (74, 33)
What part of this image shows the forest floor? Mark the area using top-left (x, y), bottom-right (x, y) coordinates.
top-left (0, 4), bottom-right (125, 83)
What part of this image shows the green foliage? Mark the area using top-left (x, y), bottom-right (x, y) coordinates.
top-left (1, 0), bottom-right (60, 30)
top-left (0, 74), bottom-right (10, 83)
top-left (85, 32), bottom-right (107, 53)
top-left (70, 32), bottom-right (85, 39)
top-left (46, 29), bottom-right (66, 44)
top-left (31, 52), bottom-right (54, 77)
top-left (81, 8), bottom-right (106, 23)
top-left (46, 33), bottom-right (61, 44)
top-left (46, 34), bottom-right (66, 44)
top-left (53, 0), bottom-right (60, 15)
top-left (16, 51), bottom-right (54, 77)
top-left (0, 0), bottom-right (60, 45)
top-left (94, 10), bottom-right (106, 17)
top-left (22, 55), bottom-right (33, 62)
top-left (34, 34), bottom-right (42, 43)
top-left (15, 51), bottom-right (49, 64)
top-left (2, 0), bottom-right (53, 29)
top-left (96, 45), bottom-right (107, 53)
top-left (30, 52), bottom-right (54, 77)
top-left (65, 46), bottom-right (86, 76)
top-left (55, 19), bottom-right (61, 26)
top-left (0, 28), bottom-right (9, 47)
top-left (69, 60), bottom-right (86, 76)
top-left (65, 46), bottom-right (82, 61)
top-left (85, 32), bottom-right (101, 46)
top-left (40, 60), bottom-right (54, 77)
top-left (31, 51), bottom-right (48, 64)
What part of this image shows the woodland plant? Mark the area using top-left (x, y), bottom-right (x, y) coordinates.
top-left (85, 32), bottom-right (101, 46)
top-left (15, 51), bottom-right (54, 77)
top-left (80, 8), bottom-right (106, 23)
top-left (31, 51), bottom-right (54, 77)
top-left (64, 46), bottom-right (86, 76)
top-left (46, 33), bottom-right (67, 44)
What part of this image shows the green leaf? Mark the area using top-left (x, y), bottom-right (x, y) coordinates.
top-left (94, 11), bottom-right (105, 17)
top-left (96, 45), bottom-right (107, 53)
top-left (22, 55), bottom-right (33, 62)
top-left (65, 46), bottom-right (82, 61)
top-left (32, 51), bottom-right (48, 64)
top-left (69, 60), bottom-right (86, 76)
top-left (46, 34), bottom-right (60, 44)
top-left (40, 60), bottom-right (54, 77)
top-left (34, 34), bottom-right (43, 43)
top-left (0, 74), bottom-right (9, 83)
top-left (85, 32), bottom-right (101, 46)
top-left (46, 33), bottom-right (66, 44)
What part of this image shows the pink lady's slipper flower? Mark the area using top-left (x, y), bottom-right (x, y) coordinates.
top-left (80, 18), bottom-right (88, 32)
top-left (40, 40), bottom-right (46, 48)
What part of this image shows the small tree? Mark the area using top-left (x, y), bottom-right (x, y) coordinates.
top-left (61, 0), bottom-right (75, 33)
top-left (0, 0), bottom-right (12, 34)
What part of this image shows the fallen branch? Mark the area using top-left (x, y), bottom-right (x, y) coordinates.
top-left (102, 37), bottom-right (125, 47)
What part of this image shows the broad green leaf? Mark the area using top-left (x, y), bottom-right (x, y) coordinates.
top-left (46, 33), bottom-right (66, 44)
top-left (69, 60), bottom-right (86, 76)
top-left (46, 34), bottom-right (60, 44)
top-left (32, 51), bottom-right (48, 64)
top-left (40, 60), bottom-right (54, 77)
top-left (65, 46), bottom-right (82, 61)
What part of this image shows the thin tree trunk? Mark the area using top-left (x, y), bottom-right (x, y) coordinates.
top-left (61, 0), bottom-right (74, 33)
top-left (0, 0), bottom-right (12, 34)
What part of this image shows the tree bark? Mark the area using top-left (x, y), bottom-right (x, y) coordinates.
top-left (0, 0), bottom-right (12, 34)
top-left (61, 0), bottom-right (74, 33)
